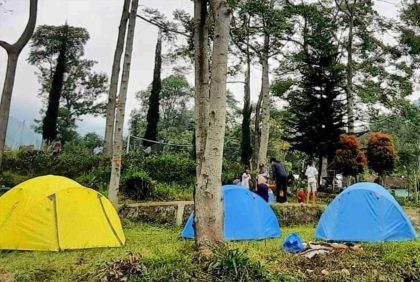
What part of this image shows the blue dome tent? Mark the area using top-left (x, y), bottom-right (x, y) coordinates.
top-left (315, 182), bottom-right (417, 242)
top-left (181, 185), bottom-right (281, 240)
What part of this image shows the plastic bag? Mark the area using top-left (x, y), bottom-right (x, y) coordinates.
top-left (282, 233), bottom-right (305, 253)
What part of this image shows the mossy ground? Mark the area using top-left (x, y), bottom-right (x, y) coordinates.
top-left (0, 221), bottom-right (419, 281)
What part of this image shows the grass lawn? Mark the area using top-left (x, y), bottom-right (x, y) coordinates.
top-left (0, 221), bottom-right (419, 282)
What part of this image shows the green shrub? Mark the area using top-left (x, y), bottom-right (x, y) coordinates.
top-left (207, 245), bottom-right (270, 282)
top-left (2, 150), bottom-right (110, 179)
top-left (152, 183), bottom-right (193, 201)
top-left (144, 154), bottom-right (195, 185)
top-left (3, 150), bottom-right (51, 174)
top-left (394, 196), bottom-right (420, 208)
top-left (222, 159), bottom-right (243, 184)
top-left (75, 165), bottom-right (111, 192)
top-left (121, 169), bottom-right (156, 201)
top-left (0, 172), bottom-right (31, 189)
top-left (123, 151), bottom-right (146, 172)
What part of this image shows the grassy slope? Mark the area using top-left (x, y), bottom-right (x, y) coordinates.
top-left (0, 221), bottom-right (419, 281)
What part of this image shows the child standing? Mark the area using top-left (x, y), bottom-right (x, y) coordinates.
top-left (241, 166), bottom-right (251, 189)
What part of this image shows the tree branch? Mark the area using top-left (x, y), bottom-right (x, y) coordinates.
top-left (0, 40), bottom-right (12, 51)
top-left (136, 14), bottom-right (189, 37)
top-left (14, 0), bottom-right (38, 51)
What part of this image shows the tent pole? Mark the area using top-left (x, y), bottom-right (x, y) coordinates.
top-left (49, 194), bottom-right (61, 251)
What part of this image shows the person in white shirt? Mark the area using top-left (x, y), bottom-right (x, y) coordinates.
top-left (305, 161), bottom-right (318, 204)
top-left (241, 167), bottom-right (251, 189)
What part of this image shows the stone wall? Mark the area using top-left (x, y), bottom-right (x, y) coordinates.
top-left (271, 203), bottom-right (325, 226)
top-left (120, 201), bottom-right (420, 230)
top-left (120, 202), bottom-right (325, 227)
top-left (120, 201), bottom-right (194, 226)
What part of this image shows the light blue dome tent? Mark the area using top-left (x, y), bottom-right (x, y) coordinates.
top-left (181, 185), bottom-right (281, 240)
top-left (315, 182), bottom-right (417, 242)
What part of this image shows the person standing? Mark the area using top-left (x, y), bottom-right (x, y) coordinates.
top-left (270, 157), bottom-right (288, 203)
top-left (241, 166), bottom-right (251, 189)
top-left (305, 161), bottom-right (318, 204)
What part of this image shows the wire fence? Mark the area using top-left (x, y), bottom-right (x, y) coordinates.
top-left (5, 116), bottom-right (42, 150)
top-left (126, 135), bottom-right (193, 155)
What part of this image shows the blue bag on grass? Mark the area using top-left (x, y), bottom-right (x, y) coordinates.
top-left (282, 233), bottom-right (304, 253)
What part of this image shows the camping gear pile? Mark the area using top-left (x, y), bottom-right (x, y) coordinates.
top-left (0, 175), bottom-right (125, 251)
top-left (283, 233), bottom-right (364, 259)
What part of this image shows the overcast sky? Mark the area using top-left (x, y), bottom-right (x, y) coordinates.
top-left (0, 0), bottom-right (403, 138)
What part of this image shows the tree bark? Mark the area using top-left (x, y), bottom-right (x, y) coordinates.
top-left (0, 0), bottom-right (38, 169)
top-left (321, 156), bottom-right (328, 186)
top-left (193, 0), bottom-right (210, 249)
top-left (195, 0), bottom-right (231, 256)
top-left (108, 0), bottom-right (139, 206)
top-left (104, 0), bottom-right (131, 155)
top-left (194, 0), bottom-right (210, 176)
top-left (143, 29), bottom-right (163, 148)
top-left (253, 86), bottom-right (263, 168)
top-left (42, 41), bottom-right (67, 143)
top-left (318, 155), bottom-right (323, 187)
top-left (241, 44), bottom-right (252, 166)
top-left (257, 25), bottom-right (271, 165)
top-left (240, 16), bottom-right (252, 167)
top-left (346, 9), bottom-right (355, 133)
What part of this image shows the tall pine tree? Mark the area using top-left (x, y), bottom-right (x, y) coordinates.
top-left (143, 29), bottom-right (163, 147)
top-left (284, 5), bottom-right (345, 168)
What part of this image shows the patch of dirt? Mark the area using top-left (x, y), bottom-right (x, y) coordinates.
top-left (0, 273), bottom-right (15, 282)
top-left (268, 252), bottom-right (399, 282)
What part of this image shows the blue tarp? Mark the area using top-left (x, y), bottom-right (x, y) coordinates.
top-left (315, 182), bottom-right (417, 242)
top-left (181, 185), bottom-right (281, 240)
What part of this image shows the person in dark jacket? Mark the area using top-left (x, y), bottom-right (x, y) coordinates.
top-left (270, 157), bottom-right (288, 203)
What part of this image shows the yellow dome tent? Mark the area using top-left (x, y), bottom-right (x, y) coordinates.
top-left (0, 175), bottom-right (125, 251)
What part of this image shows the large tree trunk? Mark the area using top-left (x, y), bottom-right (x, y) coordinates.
top-left (318, 155), bottom-right (323, 187)
top-left (257, 32), bottom-right (270, 165)
top-left (42, 42), bottom-right (67, 143)
top-left (143, 29), bottom-right (163, 148)
top-left (345, 3), bottom-right (355, 133)
top-left (253, 87), bottom-right (263, 168)
top-left (194, 0), bottom-right (210, 176)
top-left (0, 53), bottom-right (18, 162)
top-left (108, 0), bottom-right (139, 206)
top-left (193, 0), bottom-right (210, 247)
top-left (241, 48), bottom-right (252, 166)
top-left (320, 156), bottom-right (328, 187)
top-left (240, 18), bottom-right (252, 167)
top-left (195, 0), bottom-right (231, 256)
top-left (0, 0), bottom-right (38, 169)
top-left (104, 0), bottom-right (131, 155)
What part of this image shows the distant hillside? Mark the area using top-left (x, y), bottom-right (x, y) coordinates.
top-left (5, 116), bottom-right (41, 150)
